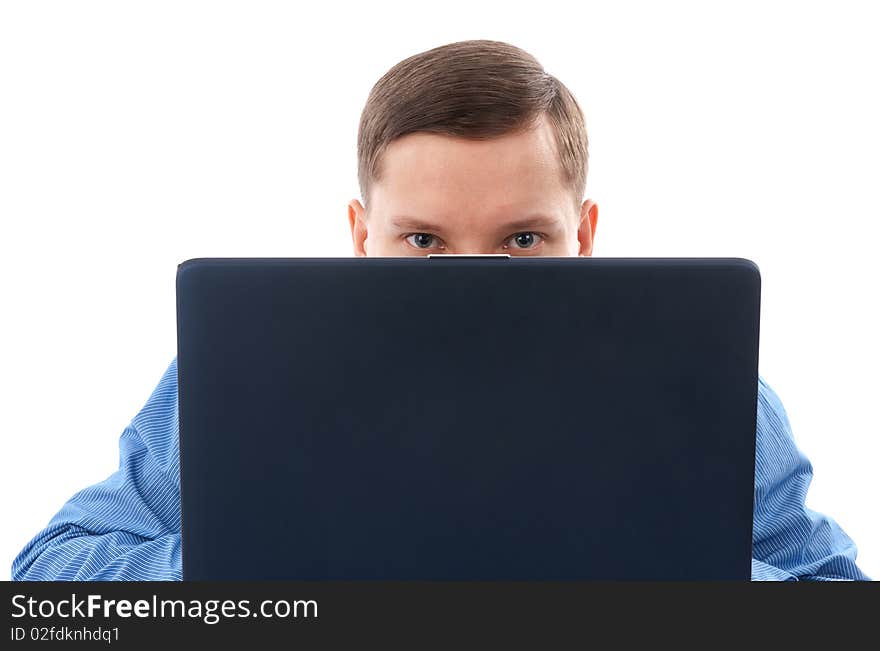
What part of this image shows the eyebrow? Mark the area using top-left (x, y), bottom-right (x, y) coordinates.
top-left (390, 215), bottom-right (563, 233)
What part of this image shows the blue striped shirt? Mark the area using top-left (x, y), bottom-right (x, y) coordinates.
top-left (11, 357), bottom-right (870, 581)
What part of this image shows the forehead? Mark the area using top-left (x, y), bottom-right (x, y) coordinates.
top-left (370, 115), bottom-right (571, 223)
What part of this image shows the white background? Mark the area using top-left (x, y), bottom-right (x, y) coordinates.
top-left (1, 1), bottom-right (877, 579)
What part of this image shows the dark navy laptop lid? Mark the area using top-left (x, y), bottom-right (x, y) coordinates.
top-left (176, 256), bottom-right (760, 580)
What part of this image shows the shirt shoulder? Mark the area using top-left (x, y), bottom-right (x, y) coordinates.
top-left (129, 357), bottom-right (179, 479)
top-left (754, 374), bottom-right (802, 464)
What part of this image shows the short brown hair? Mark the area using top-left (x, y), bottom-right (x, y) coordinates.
top-left (357, 39), bottom-right (589, 209)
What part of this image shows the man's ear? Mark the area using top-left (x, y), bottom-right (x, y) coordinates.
top-left (348, 199), bottom-right (368, 257)
top-left (577, 199), bottom-right (599, 256)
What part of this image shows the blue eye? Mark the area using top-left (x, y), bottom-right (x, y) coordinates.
top-left (405, 233), bottom-right (443, 250)
top-left (506, 232), bottom-right (543, 250)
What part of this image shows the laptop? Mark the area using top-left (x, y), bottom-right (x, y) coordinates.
top-left (176, 256), bottom-right (760, 580)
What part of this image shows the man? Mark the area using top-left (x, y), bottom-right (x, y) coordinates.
top-left (12, 40), bottom-right (869, 581)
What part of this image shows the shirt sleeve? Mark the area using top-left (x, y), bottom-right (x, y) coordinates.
top-left (751, 376), bottom-right (869, 581)
top-left (11, 358), bottom-right (182, 580)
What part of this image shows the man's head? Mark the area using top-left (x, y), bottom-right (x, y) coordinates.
top-left (348, 40), bottom-right (598, 257)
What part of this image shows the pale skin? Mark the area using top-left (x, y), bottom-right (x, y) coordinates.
top-left (348, 114), bottom-right (599, 257)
